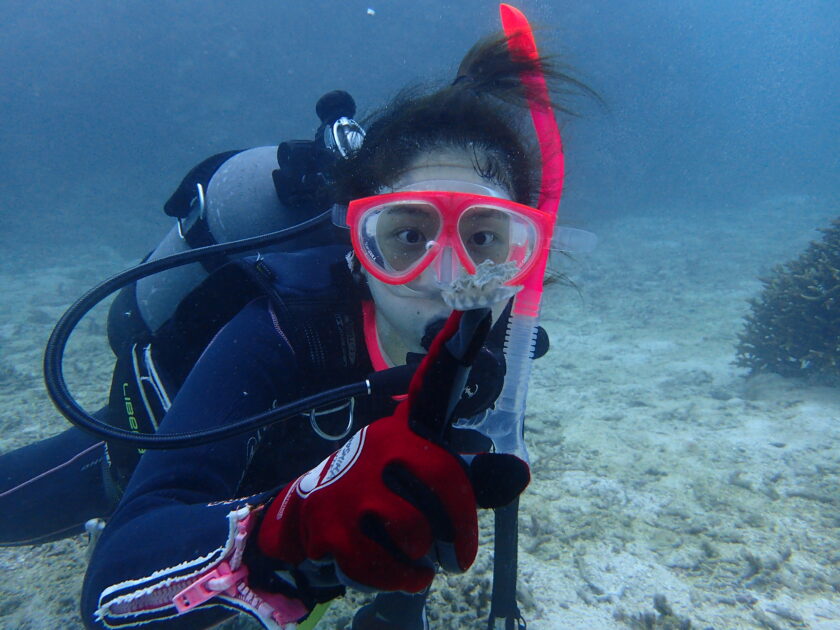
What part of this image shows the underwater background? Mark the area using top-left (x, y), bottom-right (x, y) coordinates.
top-left (0, 1), bottom-right (838, 628)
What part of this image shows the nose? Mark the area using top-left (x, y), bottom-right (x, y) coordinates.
top-left (431, 245), bottom-right (467, 285)
top-left (400, 246), bottom-right (467, 297)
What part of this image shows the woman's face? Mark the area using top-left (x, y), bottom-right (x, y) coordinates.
top-left (364, 149), bottom-right (513, 363)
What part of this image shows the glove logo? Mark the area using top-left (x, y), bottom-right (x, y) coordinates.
top-left (296, 427), bottom-right (366, 497)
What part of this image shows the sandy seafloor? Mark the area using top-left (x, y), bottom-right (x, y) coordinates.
top-left (1, 194), bottom-right (838, 629)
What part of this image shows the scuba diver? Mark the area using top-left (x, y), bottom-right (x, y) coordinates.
top-left (6, 4), bottom-right (588, 628)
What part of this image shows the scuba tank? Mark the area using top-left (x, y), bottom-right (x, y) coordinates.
top-left (133, 90), bottom-right (365, 333)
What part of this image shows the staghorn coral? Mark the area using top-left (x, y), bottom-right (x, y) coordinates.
top-left (737, 217), bottom-right (840, 380)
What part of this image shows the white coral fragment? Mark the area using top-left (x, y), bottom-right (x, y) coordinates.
top-left (441, 260), bottom-right (521, 310)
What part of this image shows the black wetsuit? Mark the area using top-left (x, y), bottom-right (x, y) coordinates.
top-left (0, 420), bottom-right (115, 545)
top-left (81, 245), bottom-right (405, 628)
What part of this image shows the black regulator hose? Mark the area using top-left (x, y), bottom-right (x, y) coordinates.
top-left (42, 209), bottom-right (384, 449)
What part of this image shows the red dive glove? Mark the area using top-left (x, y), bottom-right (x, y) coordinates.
top-left (258, 405), bottom-right (476, 592)
top-left (257, 310), bottom-right (530, 593)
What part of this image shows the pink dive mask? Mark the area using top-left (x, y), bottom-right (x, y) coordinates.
top-left (346, 189), bottom-right (555, 287)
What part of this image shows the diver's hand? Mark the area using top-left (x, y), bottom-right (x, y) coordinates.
top-left (404, 308), bottom-right (530, 511)
top-left (257, 309), bottom-right (529, 593)
top-left (464, 451), bottom-right (530, 509)
top-left (256, 406), bottom-right (478, 593)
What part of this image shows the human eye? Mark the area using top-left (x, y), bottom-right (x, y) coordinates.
top-left (468, 230), bottom-right (499, 247)
top-left (393, 227), bottom-right (427, 245)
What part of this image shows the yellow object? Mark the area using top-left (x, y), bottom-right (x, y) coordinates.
top-left (297, 602), bottom-right (331, 630)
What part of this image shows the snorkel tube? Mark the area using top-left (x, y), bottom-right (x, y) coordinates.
top-left (485, 7), bottom-right (562, 630)
top-left (464, 4), bottom-right (563, 462)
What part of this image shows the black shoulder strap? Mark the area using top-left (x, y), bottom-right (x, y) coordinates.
top-left (158, 248), bottom-right (367, 390)
top-left (250, 253), bottom-right (369, 384)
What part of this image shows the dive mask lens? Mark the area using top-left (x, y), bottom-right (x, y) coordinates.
top-left (458, 205), bottom-right (539, 274)
top-left (358, 200), bottom-right (443, 278)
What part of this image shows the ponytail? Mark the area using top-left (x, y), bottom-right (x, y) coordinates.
top-left (333, 32), bottom-right (593, 205)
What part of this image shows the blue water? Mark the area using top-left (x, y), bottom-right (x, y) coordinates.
top-left (1, 0), bottom-right (836, 253)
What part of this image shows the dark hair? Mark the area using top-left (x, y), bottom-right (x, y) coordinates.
top-left (333, 33), bottom-right (592, 206)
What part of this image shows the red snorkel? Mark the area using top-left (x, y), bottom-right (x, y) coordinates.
top-left (464, 4), bottom-right (561, 462)
top-left (500, 3), bottom-right (564, 318)
top-left (485, 13), bottom-right (560, 626)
